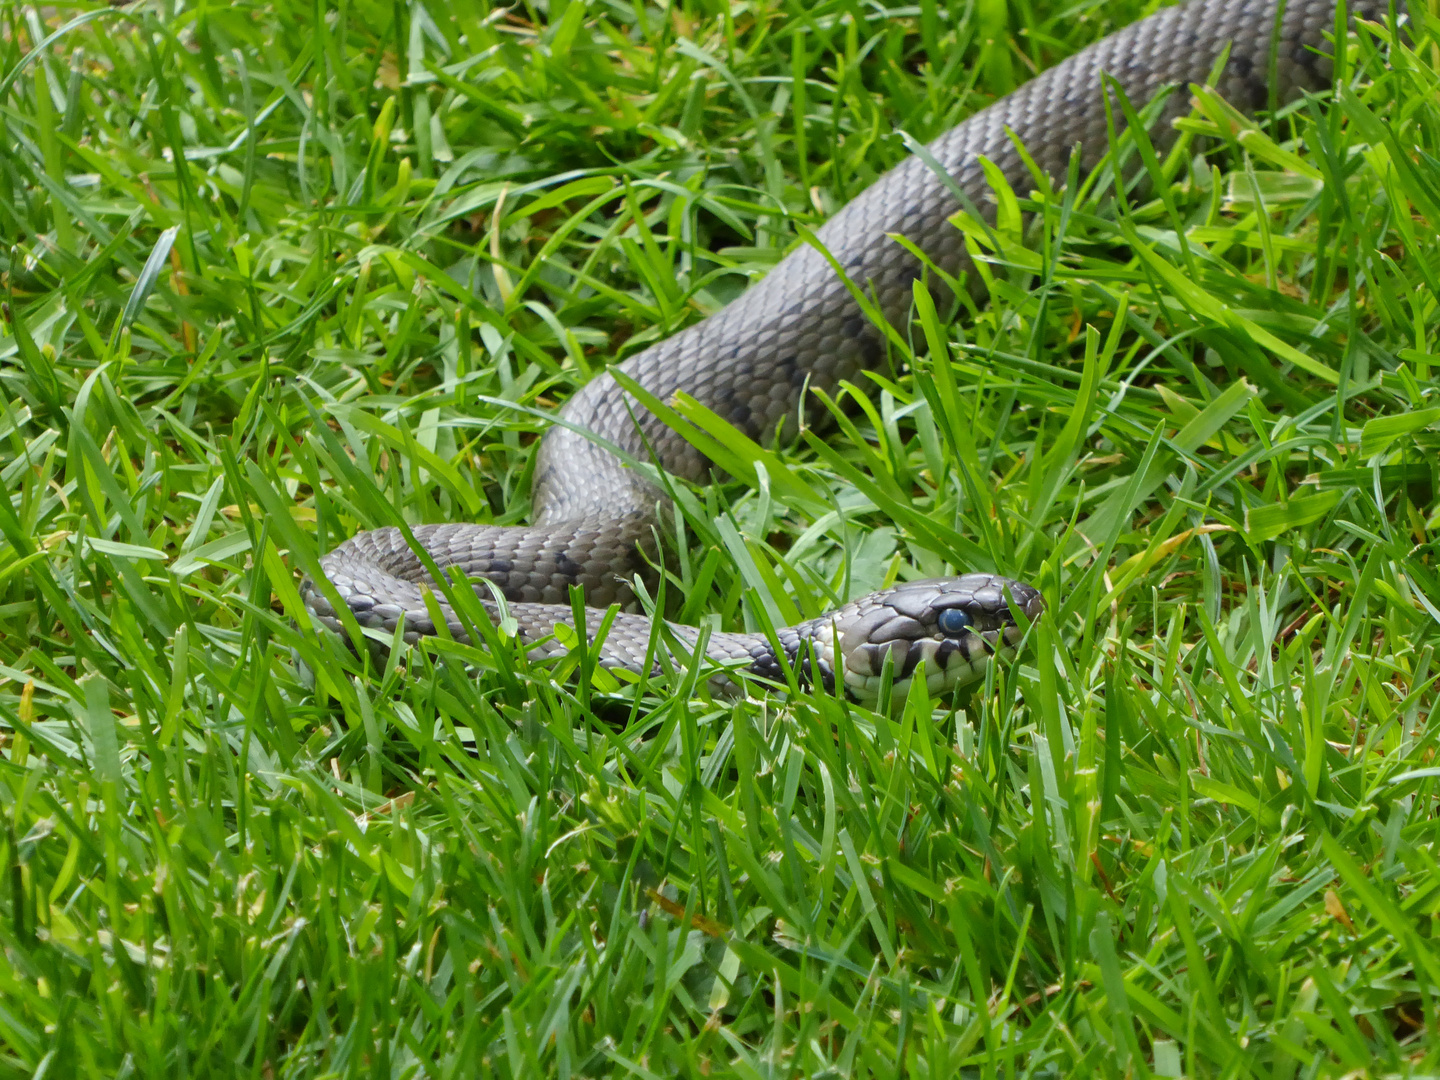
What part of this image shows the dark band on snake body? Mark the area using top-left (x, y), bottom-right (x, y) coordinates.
top-left (301, 0), bottom-right (1381, 699)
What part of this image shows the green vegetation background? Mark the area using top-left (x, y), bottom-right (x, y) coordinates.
top-left (1, 0), bottom-right (1437, 1075)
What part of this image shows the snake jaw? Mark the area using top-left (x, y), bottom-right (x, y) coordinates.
top-left (839, 631), bottom-right (1010, 700)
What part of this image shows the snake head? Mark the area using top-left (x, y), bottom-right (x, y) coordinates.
top-left (816, 574), bottom-right (1044, 700)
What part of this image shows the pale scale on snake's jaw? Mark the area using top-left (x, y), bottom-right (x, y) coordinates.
top-left (300, 0), bottom-right (1380, 701)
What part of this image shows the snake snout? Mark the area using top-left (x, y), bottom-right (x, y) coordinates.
top-left (1005, 580), bottom-right (1045, 625)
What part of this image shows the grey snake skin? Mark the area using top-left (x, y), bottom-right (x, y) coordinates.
top-left (302, 0), bottom-right (1378, 698)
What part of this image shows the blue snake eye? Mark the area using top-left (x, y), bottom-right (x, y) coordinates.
top-left (937, 608), bottom-right (971, 636)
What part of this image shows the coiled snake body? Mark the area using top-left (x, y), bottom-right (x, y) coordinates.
top-left (302, 0), bottom-right (1373, 698)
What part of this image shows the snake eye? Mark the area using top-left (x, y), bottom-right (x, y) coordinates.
top-left (937, 608), bottom-right (971, 636)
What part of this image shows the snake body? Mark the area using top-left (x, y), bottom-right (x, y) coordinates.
top-left (302, 0), bottom-right (1372, 698)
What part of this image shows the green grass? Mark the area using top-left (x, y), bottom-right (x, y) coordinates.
top-left (1, 0), bottom-right (1438, 1074)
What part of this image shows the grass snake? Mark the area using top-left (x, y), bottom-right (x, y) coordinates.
top-left (302, 0), bottom-right (1377, 699)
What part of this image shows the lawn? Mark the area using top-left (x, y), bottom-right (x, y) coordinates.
top-left (1, 0), bottom-right (1438, 1075)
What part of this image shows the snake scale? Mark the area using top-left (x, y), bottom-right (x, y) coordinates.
top-left (301, 0), bottom-right (1379, 699)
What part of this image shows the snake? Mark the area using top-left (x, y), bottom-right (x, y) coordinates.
top-left (300, 0), bottom-right (1375, 700)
